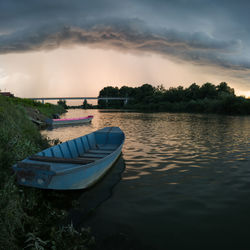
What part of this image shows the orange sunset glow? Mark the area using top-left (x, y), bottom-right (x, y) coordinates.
top-left (1, 46), bottom-right (250, 98)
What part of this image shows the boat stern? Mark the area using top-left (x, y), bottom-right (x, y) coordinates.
top-left (13, 161), bottom-right (55, 189)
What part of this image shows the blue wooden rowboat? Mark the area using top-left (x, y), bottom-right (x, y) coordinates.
top-left (13, 127), bottom-right (125, 190)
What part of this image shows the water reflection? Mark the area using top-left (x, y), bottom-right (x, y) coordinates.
top-left (42, 110), bottom-right (250, 249)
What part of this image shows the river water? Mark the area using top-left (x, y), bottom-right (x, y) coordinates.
top-left (42, 109), bottom-right (250, 250)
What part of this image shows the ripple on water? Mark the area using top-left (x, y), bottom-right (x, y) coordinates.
top-left (42, 110), bottom-right (250, 249)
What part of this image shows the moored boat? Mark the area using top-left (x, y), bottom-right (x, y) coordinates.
top-left (46, 115), bottom-right (93, 126)
top-left (12, 127), bottom-right (125, 190)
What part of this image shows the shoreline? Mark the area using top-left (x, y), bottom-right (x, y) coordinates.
top-left (0, 95), bottom-right (95, 249)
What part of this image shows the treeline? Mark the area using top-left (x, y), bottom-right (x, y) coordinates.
top-left (57, 99), bottom-right (94, 109)
top-left (98, 82), bottom-right (250, 115)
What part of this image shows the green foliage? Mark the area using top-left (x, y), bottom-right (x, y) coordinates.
top-left (83, 99), bottom-right (88, 109)
top-left (49, 224), bottom-right (95, 250)
top-left (57, 100), bottom-right (68, 109)
top-left (0, 95), bottom-right (94, 249)
top-left (97, 82), bottom-right (250, 115)
top-left (98, 86), bottom-right (122, 108)
top-left (80, 99), bottom-right (93, 109)
top-left (24, 233), bottom-right (49, 250)
top-left (6, 96), bottom-right (65, 118)
top-left (200, 82), bottom-right (217, 99)
top-left (217, 82), bottom-right (235, 96)
top-left (186, 83), bottom-right (200, 100)
top-left (0, 96), bottom-right (48, 177)
top-left (0, 178), bottom-right (26, 250)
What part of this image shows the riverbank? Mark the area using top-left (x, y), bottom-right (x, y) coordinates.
top-left (0, 95), bottom-right (95, 249)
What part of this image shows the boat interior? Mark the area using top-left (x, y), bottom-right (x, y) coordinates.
top-left (27, 127), bottom-right (124, 165)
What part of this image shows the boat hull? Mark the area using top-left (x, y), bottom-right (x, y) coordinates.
top-left (49, 144), bottom-right (123, 190)
top-left (13, 127), bottom-right (125, 190)
top-left (46, 115), bottom-right (93, 126)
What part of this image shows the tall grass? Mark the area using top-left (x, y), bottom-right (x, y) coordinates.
top-left (0, 95), bottom-right (94, 249)
top-left (7, 97), bottom-right (66, 118)
top-left (0, 96), bottom-right (46, 179)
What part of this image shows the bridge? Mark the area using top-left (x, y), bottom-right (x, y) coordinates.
top-left (29, 97), bottom-right (130, 105)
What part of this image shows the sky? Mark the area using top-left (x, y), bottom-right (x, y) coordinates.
top-left (1, 0), bottom-right (250, 98)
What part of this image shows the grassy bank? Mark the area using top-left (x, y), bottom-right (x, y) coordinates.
top-left (0, 95), bottom-right (94, 249)
top-left (7, 97), bottom-right (66, 118)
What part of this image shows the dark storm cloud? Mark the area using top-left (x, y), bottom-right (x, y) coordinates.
top-left (0, 0), bottom-right (249, 70)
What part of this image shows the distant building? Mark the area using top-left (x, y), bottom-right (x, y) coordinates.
top-left (0, 92), bottom-right (14, 97)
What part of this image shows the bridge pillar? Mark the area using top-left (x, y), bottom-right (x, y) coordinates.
top-left (42, 99), bottom-right (44, 104)
top-left (124, 98), bottom-right (128, 105)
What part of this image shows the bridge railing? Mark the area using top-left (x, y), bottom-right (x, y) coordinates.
top-left (28, 97), bottom-right (131, 104)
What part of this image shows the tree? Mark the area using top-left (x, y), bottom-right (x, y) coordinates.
top-left (119, 86), bottom-right (135, 97)
top-left (200, 82), bottom-right (217, 99)
top-left (134, 84), bottom-right (155, 103)
top-left (163, 86), bottom-right (186, 102)
top-left (99, 86), bottom-right (119, 97)
top-left (98, 86), bottom-right (121, 108)
top-left (155, 84), bottom-right (166, 94)
top-left (216, 82), bottom-right (235, 96)
top-left (186, 83), bottom-right (200, 100)
top-left (82, 99), bottom-right (88, 109)
top-left (57, 100), bottom-right (67, 109)
top-left (95, 82), bottom-right (248, 114)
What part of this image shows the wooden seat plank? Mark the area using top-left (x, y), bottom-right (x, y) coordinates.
top-left (29, 155), bottom-right (94, 164)
top-left (77, 157), bottom-right (101, 161)
top-left (88, 149), bottom-right (113, 154)
top-left (80, 153), bottom-right (107, 158)
top-left (97, 145), bottom-right (118, 150)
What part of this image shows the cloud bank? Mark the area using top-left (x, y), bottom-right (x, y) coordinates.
top-left (0, 0), bottom-right (250, 71)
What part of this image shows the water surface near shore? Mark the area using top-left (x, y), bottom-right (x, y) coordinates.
top-left (42, 109), bottom-right (250, 249)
